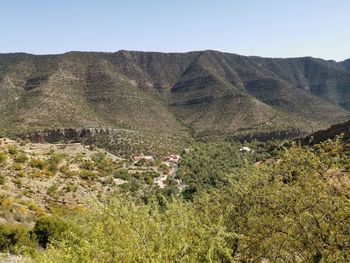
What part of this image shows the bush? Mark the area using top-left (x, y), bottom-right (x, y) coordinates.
top-left (12, 178), bottom-right (22, 187)
top-left (34, 197), bottom-right (231, 262)
top-left (159, 163), bottom-right (171, 174)
top-left (63, 183), bottom-right (78, 193)
top-left (113, 169), bottom-right (129, 180)
top-left (47, 184), bottom-right (59, 196)
top-left (14, 153), bottom-right (28, 163)
top-left (0, 224), bottom-right (36, 253)
top-left (0, 174), bottom-right (6, 185)
top-left (33, 217), bottom-right (68, 248)
top-left (30, 159), bottom-right (48, 170)
top-left (49, 153), bottom-right (65, 163)
top-left (7, 146), bottom-right (18, 155)
top-left (80, 160), bottom-right (95, 170)
top-left (91, 152), bottom-right (106, 163)
top-left (12, 163), bottom-right (22, 171)
top-left (80, 170), bottom-right (98, 181)
top-left (0, 152), bottom-right (7, 164)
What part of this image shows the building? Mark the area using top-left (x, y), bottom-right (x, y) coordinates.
top-left (165, 154), bottom-right (180, 163)
top-left (133, 154), bottom-right (154, 162)
top-left (239, 146), bottom-right (252, 153)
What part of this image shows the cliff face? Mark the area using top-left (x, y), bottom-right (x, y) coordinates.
top-left (1, 50), bottom-right (350, 138)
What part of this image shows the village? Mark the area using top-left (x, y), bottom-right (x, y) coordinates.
top-left (132, 153), bottom-right (182, 189)
top-left (131, 146), bottom-right (252, 190)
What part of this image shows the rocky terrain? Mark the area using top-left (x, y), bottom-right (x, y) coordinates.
top-left (0, 138), bottom-right (178, 230)
top-left (1, 50), bottom-right (350, 141)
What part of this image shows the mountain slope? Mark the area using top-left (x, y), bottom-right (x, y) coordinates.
top-left (341, 58), bottom-right (350, 72)
top-left (0, 50), bottom-right (350, 139)
top-left (303, 119), bottom-right (350, 144)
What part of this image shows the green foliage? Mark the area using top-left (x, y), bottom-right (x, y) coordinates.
top-left (34, 197), bottom-right (232, 262)
top-left (30, 159), bottom-right (48, 170)
top-left (49, 153), bottom-right (65, 163)
top-left (12, 163), bottom-right (22, 171)
top-left (80, 160), bottom-right (95, 170)
top-left (0, 224), bottom-right (36, 254)
top-left (47, 184), bottom-right (59, 197)
top-left (0, 152), bottom-right (8, 164)
top-left (34, 217), bottom-right (69, 248)
top-left (90, 152), bottom-right (106, 163)
top-left (63, 183), bottom-right (78, 193)
top-left (80, 170), bottom-right (98, 181)
top-left (194, 138), bottom-right (350, 262)
top-left (113, 169), bottom-right (129, 180)
top-left (178, 142), bottom-right (250, 198)
top-left (158, 163), bottom-right (171, 174)
top-left (0, 174), bottom-right (6, 185)
top-left (12, 178), bottom-right (22, 187)
top-left (7, 145), bottom-right (18, 155)
top-left (14, 153), bottom-right (28, 163)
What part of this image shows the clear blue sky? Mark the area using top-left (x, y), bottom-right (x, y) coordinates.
top-left (1, 0), bottom-right (349, 61)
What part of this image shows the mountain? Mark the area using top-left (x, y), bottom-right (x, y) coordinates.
top-left (341, 59), bottom-right (350, 72)
top-left (303, 119), bottom-right (350, 144)
top-left (1, 50), bottom-right (350, 140)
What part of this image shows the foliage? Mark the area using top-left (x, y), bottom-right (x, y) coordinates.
top-left (0, 224), bottom-right (36, 254)
top-left (33, 217), bottom-right (69, 248)
top-left (194, 138), bottom-right (350, 262)
top-left (34, 197), bottom-right (233, 263)
top-left (80, 170), bottom-right (98, 181)
top-left (113, 169), bottom-right (129, 180)
top-left (177, 141), bottom-right (250, 198)
top-left (80, 160), bottom-right (95, 170)
top-left (14, 153), bottom-right (29, 163)
top-left (30, 159), bottom-right (48, 170)
top-left (7, 145), bottom-right (18, 155)
top-left (0, 152), bottom-right (8, 164)
top-left (0, 174), bottom-right (5, 185)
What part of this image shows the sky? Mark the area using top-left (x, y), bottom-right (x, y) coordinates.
top-left (0, 0), bottom-right (349, 61)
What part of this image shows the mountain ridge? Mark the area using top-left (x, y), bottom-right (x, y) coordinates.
top-left (1, 50), bottom-right (350, 139)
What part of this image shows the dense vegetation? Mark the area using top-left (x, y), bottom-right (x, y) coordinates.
top-left (6, 137), bottom-right (342, 262)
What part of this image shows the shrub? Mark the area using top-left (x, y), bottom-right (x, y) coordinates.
top-left (30, 159), bottom-right (48, 170)
top-left (113, 169), bottom-right (129, 180)
top-left (91, 152), bottom-right (106, 163)
top-left (0, 174), bottom-right (6, 185)
top-left (33, 197), bottom-right (232, 262)
top-left (63, 183), bottom-right (78, 193)
top-left (80, 170), bottom-right (98, 181)
top-left (7, 145), bottom-right (18, 155)
top-left (0, 224), bottom-right (36, 253)
top-left (33, 217), bottom-right (68, 248)
top-left (12, 163), bottom-right (22, 171)
top-left (12, 178), bottom-right (22, 187)
top-left (0, 152), bottom-right (7, 164)
top-left (14, 153), bottom-right (28, 163)
top-left (159, 163), bottom-right (171, 174)
top-left (49, 153), bottom-right (65, 163)
top-left (48, 162), bottom-right (59, 174)
top-left (47, 184), bottom-right (59, 196)
top-left (80, 160), bottom-right (95, 170)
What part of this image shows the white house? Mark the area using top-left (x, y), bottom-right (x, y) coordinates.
top-left (239, 146), bottom-right (252, 153)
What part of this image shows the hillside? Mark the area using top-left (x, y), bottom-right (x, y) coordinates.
top-left (341, 58), bottom-right (350, 72)
top-left (303, 119), bottom-right (350, 144)
top-left (1, 50), bottom-right (350, 140)
top-left (0, 138), bottom-right (182, 228)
